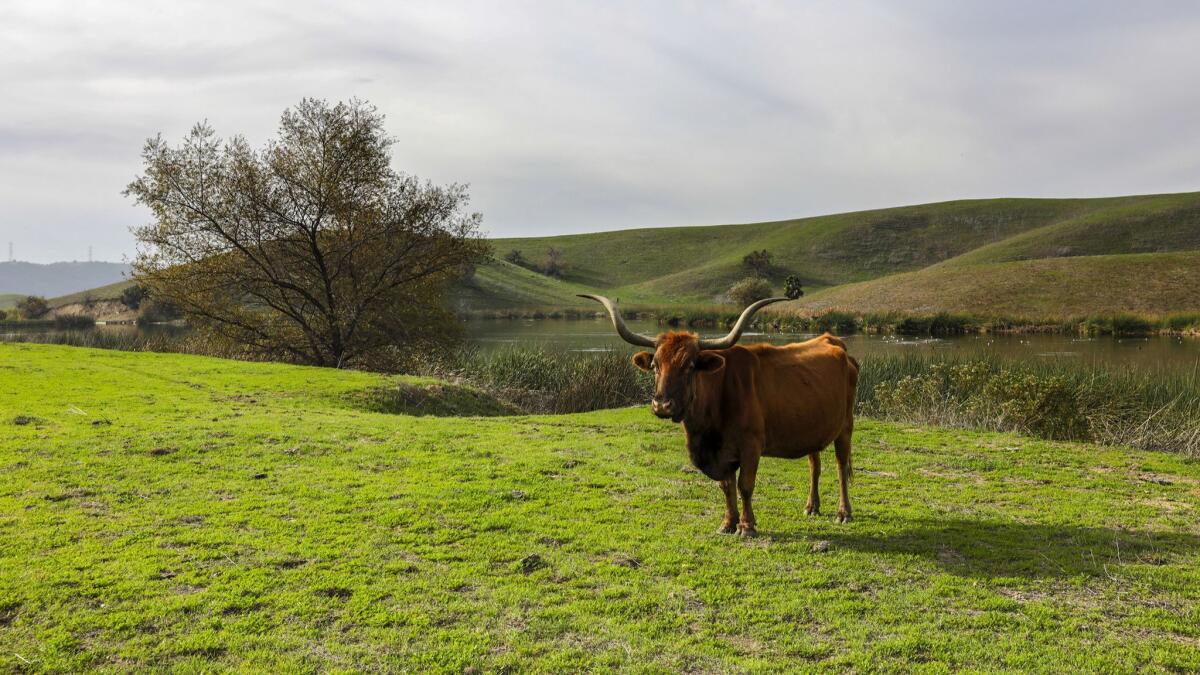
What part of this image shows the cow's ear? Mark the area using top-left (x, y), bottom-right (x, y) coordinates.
top-left (632, 351), bottom-right (654, 371)
top-left (695, 352), bottom-right (725, 373)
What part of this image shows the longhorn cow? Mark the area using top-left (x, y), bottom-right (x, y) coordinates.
top-left (581, 294), bottom-right (859, 537)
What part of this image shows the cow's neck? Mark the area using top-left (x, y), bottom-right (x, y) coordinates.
top-left (681, 376), bottom-right (722, 434)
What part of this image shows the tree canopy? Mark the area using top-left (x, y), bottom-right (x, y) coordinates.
top-left (126, 98), bottom-right (490, 367)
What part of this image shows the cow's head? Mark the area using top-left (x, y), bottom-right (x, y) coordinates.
top-left (579, 294), bottom-right (788, 423)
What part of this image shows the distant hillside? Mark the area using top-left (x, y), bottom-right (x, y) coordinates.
top-left (0, 261), bottom-right (130, 298)
top-left (49, 190), bottom-right (1200, 320)
top-left (467, 191), bottom-right (1200, 310)
top-left (786, 251), bottom-right (1200, 318)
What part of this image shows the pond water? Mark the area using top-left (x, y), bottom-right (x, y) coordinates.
top-left (464, 318), bottom-right (1200, 372)
top-left (4, 318), bottom-right (1199, 373)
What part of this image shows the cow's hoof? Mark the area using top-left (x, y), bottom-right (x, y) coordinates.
top-left (717, 522), bottom-right (737, 534)
top-left (837, 511), bottom-right (853, 524)
top-left (737, 524), bottom-right (758, 538)
top-left (804, 504), bottom-right (820, 516)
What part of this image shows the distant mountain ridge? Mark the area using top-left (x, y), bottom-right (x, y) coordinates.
top-left (0, 261), bottom-right (131, 298)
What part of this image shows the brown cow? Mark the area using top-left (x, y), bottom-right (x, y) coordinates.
top-left (581, 294), bottom-right (859, 537)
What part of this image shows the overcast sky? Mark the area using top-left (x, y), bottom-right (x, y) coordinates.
top-left (3, 1), bottom-right (1200, 262)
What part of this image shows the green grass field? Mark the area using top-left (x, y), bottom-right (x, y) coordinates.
top-left (3, 344), bottom-right (1199, 671)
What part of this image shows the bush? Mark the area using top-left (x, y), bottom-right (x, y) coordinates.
top-left (120, 285), bottom-right (148, 310)
top-left (727, 277), bottom-right (774, 306)
top-left (503, 250), bottom-right (528, 267)
top-left (742, 249), bottom-right (772, 277)
top-left (0, 309), bottom-right (6, 321)
top-left (860, 354), bottom-right (1200, 455)
top-left (417, 347), bottom-right (651, 414)
top-left (15, 296), bottom-right (49, 320)
top-left (541, 248), bottom-right (566, 278)
top-left (784, 275), bottom-right (804, 299)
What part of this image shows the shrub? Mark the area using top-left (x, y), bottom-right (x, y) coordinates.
top-left (503, 250), bottom-right (528, 267)
top-left (860, 354), bottom-right (1200, 455)
top-left (784, 275), bottom-right (804, 299)
top-left (15, 296), bottom-right (49, 320)
top-left (742, 249), bottom-right (772, 277)
top-left (120, 284), bottom-right (148, 310)
top-left (541, 248), bottom-right (566, 278)
top-left (0, 309), bottom-right (6, 321)
top-left (727, 277), bottom-right (774, 306)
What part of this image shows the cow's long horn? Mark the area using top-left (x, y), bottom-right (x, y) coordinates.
top-left (577, 294), bottom-right (656, 348)
top-left (698, 297), bottom-right (790, 350)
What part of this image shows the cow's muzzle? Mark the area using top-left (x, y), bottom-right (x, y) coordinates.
top-left (650, 398), bottom-right (682, 422)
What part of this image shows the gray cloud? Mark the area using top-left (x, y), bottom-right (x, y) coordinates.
top-left (2, 0), bottom-right (1199, 262)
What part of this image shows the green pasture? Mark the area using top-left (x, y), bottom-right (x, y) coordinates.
top-left (1, 344), bottom-right (1199, 672)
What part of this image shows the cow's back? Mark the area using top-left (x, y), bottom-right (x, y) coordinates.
top-left (740, 334), bottom-right (856, 458)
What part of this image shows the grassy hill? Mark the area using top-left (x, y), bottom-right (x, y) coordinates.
top-left (3, 344), bottom-right (1199, 670)
top-left (462, 191), bottom-right (1200, 316)
top-left (42, 190), bottom-right (1200, 318)
top-left (787, 250), bottom-right (1200, 318)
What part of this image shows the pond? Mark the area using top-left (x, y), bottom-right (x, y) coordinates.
top-left (463, 317), bottom-right (1200, 372)
top-left (4, 318), bottom-right (1199, 373)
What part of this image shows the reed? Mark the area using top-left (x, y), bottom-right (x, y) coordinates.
top-left (858, 353), bottom-right (1200, 456)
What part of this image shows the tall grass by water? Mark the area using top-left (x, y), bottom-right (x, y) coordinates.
top-left (858, 354), bottom-right (1200, 456)
top-left (5, 326), bottom-right (1198, 455)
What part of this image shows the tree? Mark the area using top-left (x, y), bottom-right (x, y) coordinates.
top-left (16, 296), bottom-right (49, 320)
top-left (742, 249), bottom-right (773, 277)
top-left (784, 275), bottom-right (804, 300)
top-left (503, 249), bottom-right (528, 267)
top-left (542, 248), bottom-right (566, 278)
top-left (120, 284), bottom-right (149, 310)
top-left (0, 309), bottom-right (7, 321)
top-left (126, 98), bottom-right (490, 367)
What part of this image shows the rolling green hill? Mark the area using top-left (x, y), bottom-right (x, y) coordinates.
top-left (48, 190), bottom-right (1200, 318)
top-left (0, 294), bottom-right (21, 310)
top-left (461, 190), bottom-right (1200, 316)
top-left (786, 250), bottom-right (1200, 318)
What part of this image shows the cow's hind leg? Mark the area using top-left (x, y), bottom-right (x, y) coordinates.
top-left (805, 452), bottom-right (821, 516)
top-left (717, 479), bottom-right (738, 534)
top-left (834, 430), bottom-right (853, 523)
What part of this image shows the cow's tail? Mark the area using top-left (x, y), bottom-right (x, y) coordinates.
top-left (843, 353), bottom-right (859, 485)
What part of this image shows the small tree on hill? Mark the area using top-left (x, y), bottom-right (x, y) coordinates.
top-left (120, 284), bottom-right (149, 310)
top-left (727, 277), bottom-right (774, 306)
top-left (0, 309), bottom-right (7, 321)
top-left (784, 275), bottom-right (804, 300)
top-left (126, 98), bottom-right (491, 367)
top-left (503, 249), bottom-right (528, 267)
top-left (16, 296), bottom-right (49, 320)
top-left (742, 249), bottom-right (773, 277)
top-left (542, 248), bottom-right (566, 278)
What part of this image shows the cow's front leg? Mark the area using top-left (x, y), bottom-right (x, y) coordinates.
top-left (717, 478), bottom-right (738, 534)
top-left (737, 452), bottom-right (760, 537)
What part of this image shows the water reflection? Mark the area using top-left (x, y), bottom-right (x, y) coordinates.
top-left (464, 318), bottom-right (1200, 371)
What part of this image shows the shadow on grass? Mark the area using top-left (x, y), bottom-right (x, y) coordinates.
top-left (779, 517), bottom-right (1200, 580)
